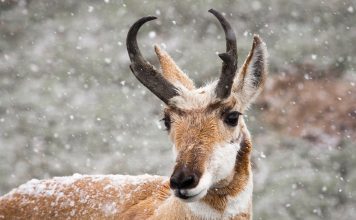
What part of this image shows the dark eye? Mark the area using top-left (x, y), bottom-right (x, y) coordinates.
top-left (224, 111), bottom-right (241, 127)
top-left (162, 115), bottom-right (171, 131)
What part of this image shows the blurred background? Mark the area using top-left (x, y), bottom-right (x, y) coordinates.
top-left (0, 0), bottom-right (355, 219)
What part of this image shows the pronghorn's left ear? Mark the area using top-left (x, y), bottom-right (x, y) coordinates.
top-left (233, 35), bottom-right (268, 110)
top-left (154, 45), bottom-right (195, 90)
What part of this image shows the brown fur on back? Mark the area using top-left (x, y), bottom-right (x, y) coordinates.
top-left (0, 175), bottom-right (170, 220)
top-left (0, 133), bottom-right (253, 220)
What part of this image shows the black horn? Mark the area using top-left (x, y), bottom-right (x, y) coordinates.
top-left (126, 16), bottom-right (178, 105)
top-left (209, 9), bottom-right (238, 99)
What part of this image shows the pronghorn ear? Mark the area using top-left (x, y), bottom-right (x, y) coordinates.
top-left (154, 45), bottom-right (195, 90)
top-left (233, 35), bottom-right (268, 110)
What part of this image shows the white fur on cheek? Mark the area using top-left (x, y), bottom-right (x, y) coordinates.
top-left (208, 141), bottom-right (240, 184)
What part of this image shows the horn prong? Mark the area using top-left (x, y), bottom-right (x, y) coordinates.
top-left (209, 9), bottom-right (238, 99)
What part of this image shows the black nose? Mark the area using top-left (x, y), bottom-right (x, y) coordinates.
top-left (170, 167), bottom-right (199, 189)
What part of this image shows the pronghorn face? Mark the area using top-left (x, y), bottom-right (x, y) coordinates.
top-left (165, 95), bottom-right (245, 202)
top-left (127, 9), bottom-right (267, 202)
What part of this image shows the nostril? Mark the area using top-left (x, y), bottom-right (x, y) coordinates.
top-left (180, 175), bottom-right (195, 188)
top-left (170, 176), bottom-right (179, 189)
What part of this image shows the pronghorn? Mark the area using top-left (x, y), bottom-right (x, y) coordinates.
top-left (0, 9), bottom-right (267, 220)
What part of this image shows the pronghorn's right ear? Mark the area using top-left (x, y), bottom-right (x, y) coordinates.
top-left (233, 35), bottom-right (268, 110)
top-left (154, 45), bottom-right (195, 90)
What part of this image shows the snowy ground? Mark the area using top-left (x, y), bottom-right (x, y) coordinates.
top-left (0, 0), bottom-right (355, 219)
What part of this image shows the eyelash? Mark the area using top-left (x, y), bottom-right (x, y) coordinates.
top-left (161, 115), bottom-right (173, 131)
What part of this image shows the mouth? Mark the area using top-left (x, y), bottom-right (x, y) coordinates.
top-left (174, 189), bottom-right (206, 202)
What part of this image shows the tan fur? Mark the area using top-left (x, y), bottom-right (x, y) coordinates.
top-left (155, 45), bottom-right (195, 90)
top-left (0, 176), bottom-right (170, 220)
top-left (0, 167), bottom-right (251, 220)
top-left (0, 123), bottom-right (253, 220)
top-left (166, 97), bottom-right (238, 168)
top-left (0, 34), bottom-right (267, 219)
top-left (0, 111), bottom-right (254, 220)
top-left (170, 109), bottom-right (225, 172)
top-left (164, 99), bottom-right (253, 218)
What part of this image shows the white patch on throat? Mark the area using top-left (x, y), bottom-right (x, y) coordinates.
top-left (186, 136), bottom-right (253, 219)
top-left (223, 175), bottom-right (253, 218)
top-left (187, 176), bottom-right (253, 219)
top-left (188, 201), bottom-right (221, 220)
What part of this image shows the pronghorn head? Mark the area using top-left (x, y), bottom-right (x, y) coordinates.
top-left (127, 9), bottom-right (267, 202)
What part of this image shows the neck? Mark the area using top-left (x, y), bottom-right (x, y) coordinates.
top-left (186, 136), bottom-right (253, 219)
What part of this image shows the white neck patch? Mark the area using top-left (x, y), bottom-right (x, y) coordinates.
top-left (223, 175), bottom-right (253, 218)
top-left (187, 176), bottom-right (252, 220)
top-left (188, 200), bottom-right (221, 220)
